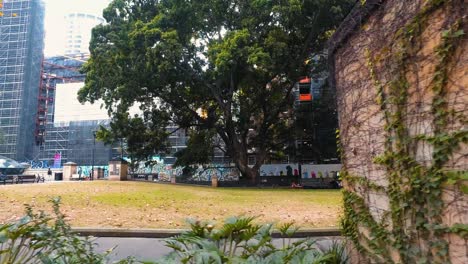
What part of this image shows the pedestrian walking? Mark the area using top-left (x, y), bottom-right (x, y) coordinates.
top-left (47, 168), bottom-right (52, 181)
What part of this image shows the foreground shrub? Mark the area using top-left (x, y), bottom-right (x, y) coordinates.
top-left (0, 197), bottom-right (110, 264)
top-left (0, 200), bottom-right (347, 263)
top-left (155, 217), bottom-right (348, 264)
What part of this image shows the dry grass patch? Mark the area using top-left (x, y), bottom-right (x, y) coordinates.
top-left (0, 181), bottom-right (342, 229)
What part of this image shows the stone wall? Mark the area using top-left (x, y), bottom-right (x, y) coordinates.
top-left (330, 0), bottom-right (466, 263)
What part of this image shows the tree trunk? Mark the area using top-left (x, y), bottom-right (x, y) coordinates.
top-left (218, 125), bottom-right (264, 185)
top-left (232, 149), bottom-right (266, 185)
top-left (235, 163), bottom-right (259, 185)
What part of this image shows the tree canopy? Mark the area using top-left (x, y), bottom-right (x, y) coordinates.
top-left (79, 0), bottom-right (354, 181)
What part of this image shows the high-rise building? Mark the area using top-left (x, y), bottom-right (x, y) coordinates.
top-left (64, 12), bottom-right (104, 55)
top-left (0, 0), bottom-right (45, 160)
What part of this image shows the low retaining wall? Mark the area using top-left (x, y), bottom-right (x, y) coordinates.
top-left (73, 227), bottom-right (341, 238)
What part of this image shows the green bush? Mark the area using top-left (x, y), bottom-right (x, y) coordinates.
top-left (0, 197), bottom-right (111, 264)
top-left (155, 217), bottom-right (348, 264)
top-left (0, 200), bottom-right (347, 264)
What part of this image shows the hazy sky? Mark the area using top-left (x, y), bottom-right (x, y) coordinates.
top-left (43, 0), bottom-right (111, 56)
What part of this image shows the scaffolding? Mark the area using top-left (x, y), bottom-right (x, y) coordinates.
top-left (34, 55), bottom-right (87, 164)
top-left (0, 0), bottom-right (44, 160)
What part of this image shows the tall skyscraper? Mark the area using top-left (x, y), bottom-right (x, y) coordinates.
top-left (0, 0), bottom-right (45, 160)
top-left (64, 12), bottom-right (104, 55)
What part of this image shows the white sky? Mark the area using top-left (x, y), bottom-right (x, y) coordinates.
top-left (43, 0), bottom-right (111, 56)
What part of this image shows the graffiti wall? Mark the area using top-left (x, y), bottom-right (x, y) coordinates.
top-left (76, 165), bottom-right (109, 178)
top-left (260, 164), bottom-right (299, 176)
top-left (129, 162), bottom-right (240, 182)
top-left (26, 160), bottom-right (50, 169)
top-left (129, 162), bottom-right (341, 182)
top-left (300, 164), bottom-right (342, 179)
top-left (129, 162), bottom-right (175, 182)
top-left (259, 164), bottom-right (341, 178)
top-left (185, 166), bottom-right (240, 181)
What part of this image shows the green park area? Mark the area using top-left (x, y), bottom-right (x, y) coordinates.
top-left (0, 181), bottom-right (342, 229)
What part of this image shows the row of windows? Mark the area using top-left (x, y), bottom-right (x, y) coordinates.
top-left (0, 38), bottom-right (29, 44)
top-left (0, 17), bottom-right (30, 24)
top-left (66, 33), bottom-right (84, 38)
top-left (0, 67), bottom-right (25, 74)
top-left (0, 34), bottom-right (27, 39)
top-left (67, 38), bottom-right (82, 43)
top-left (0, 83), bottom-right (25, 88)
top-left (0, 58), bottom-right (25, 63)
top-left (0, 101), bottom-right (20, 108)
top-left (0, 50), bottom-right (28, 57)
top-left (0, 11), bottom-right (29, 17)
top-left (0, 98), bottom-right (23, 104)
top-left (0, 72), bottom-right (26, 77)
top-left (67, 13), bottom-right (102, 20)
top-left (0, 81), bottom-right (25, 86)
top-left (0, 117), bottom-right (20, 125)
top-left (0, 54), bottom-right (28, 60)
top-left (0, 109), bottom-right (21, 116)
top-left (65, 44), bottom-right (82, 49)
top-left (65, 49), bottom-right (83, 54)
top-left (2, 1), bottom-right (30, 9)
top-left (0, 72), bottom-right (25, 77)
top-left (0, 39), bottom-right (28, 44)
top-left (0, 25), bottom-right (28, 32)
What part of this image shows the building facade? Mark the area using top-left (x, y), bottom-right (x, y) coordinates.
top-left (64, 12), bottom-right (104, 55)
top-left (33, 56), bottom-right (190, 168)
top-left (32, 55), bottom-right (118, 167)
top-left (0, 0), bottom-right (44, 160)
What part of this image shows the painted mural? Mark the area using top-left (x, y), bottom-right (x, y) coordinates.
top-left (129, 162), bottom-right (175, 182)
top-left (26, 160), bottom-right (50, 169)
top-left (260, 164), bottom-right (299, 176)
top-left (129, 162), bottom-right (340, 182)
top-left (185, 166), bottom-right (240, 181)
top-left (260, 164), bottom-right (341, 178)
top-left (129, 162), bottom-right (240, 182)
top-left (300, 164), bottom-right (341, 179)
top-left (76, 165), bottom-right (109, 178)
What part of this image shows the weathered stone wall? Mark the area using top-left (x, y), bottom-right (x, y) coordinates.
top-left (331, 0), bottom-right (466, 263)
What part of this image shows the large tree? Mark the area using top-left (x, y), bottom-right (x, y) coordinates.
top-left (79, 0), bottom-right (353, 182)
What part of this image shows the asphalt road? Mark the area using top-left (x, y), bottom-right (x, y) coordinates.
top-left (94, 236), bottom-right (341, 262)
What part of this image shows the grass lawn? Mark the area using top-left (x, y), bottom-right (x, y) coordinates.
top-left (0, 181), bottom-right (342, 229)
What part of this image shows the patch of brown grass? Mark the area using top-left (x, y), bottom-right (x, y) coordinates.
top-left (0, 181), bottom-right (342, 229)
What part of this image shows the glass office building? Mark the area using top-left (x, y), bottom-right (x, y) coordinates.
top-left (64, 12), bottom-right (104, 55)
top-left (0, 0), bottom-right (45, 160)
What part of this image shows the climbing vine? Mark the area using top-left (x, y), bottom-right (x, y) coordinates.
top-left (340, 0), bottom-right (467, 263)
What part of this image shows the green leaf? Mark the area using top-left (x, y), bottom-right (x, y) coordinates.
top-left (452, 29), bottom-right (464, 37)
top-left (0, 230), bottom-right (8, 243)
top-left (461, 185), bottom-right (468, 195)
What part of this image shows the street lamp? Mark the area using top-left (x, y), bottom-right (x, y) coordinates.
top-left (120, 137), bottom-right (124, 160)
top-left (91, 131), bottom-right (96, 181)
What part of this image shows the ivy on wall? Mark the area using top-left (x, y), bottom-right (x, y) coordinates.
top-left (340, 0), bottom-right (467, 263)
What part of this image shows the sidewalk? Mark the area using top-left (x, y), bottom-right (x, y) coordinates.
top-left (93, 235), bottom-right (342, 262)
top-left (78, 227), bottom-right (341, 261)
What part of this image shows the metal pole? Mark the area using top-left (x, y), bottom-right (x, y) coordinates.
top-left (92, 131), bottom-right (96, 180)
top-left (120, 138), bottom-right (123, 160)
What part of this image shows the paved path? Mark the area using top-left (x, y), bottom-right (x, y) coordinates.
top-left (95, 237), bottom-right (171, 262)
top-left (94, 237), bottom-right (341, 262)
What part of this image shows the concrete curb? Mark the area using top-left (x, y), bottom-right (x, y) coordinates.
top-left (72, 227), bottom-right (341, 238)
